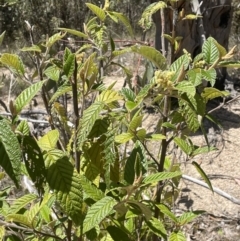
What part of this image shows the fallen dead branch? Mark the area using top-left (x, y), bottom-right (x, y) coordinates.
top-left (183, 174), bottom-right (240, 205)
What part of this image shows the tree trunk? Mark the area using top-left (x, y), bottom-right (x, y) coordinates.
top-left (151, 0), bottom-right (233, 89)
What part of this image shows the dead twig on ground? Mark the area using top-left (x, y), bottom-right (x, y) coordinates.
top-left (208, 94), bottom-right (240, 114)
top-left (182, 174), bottom-right (240, 205)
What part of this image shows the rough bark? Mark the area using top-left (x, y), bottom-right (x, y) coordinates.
top-left (151, 0), bottom-right (233, 89)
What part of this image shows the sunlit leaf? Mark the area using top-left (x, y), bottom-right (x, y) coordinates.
top-left (169, 230), bottom-right (186, 241)
top-left (1, 53), bottom-right (24, 75)
top-left (192, 161), bottom-right (213, 192)
top-left (115, 132), bottom-right (133, 144)
top-left (38, 130), bottom-right (59, 151)
top-left (86, 3), bottom-right (106, 21)
top-left (202, 37), bottom-right (219, 64)
top-left (143, 171), bottom-right (182, 185)
top-left (131, 45), bottom-right (167, 70)
top-left (58, 27), bottom-right (87, 38)
top-left (83, 196), bottom-right (117, 234)
top-left (201, 87), bottom-right (229, 101)
top-left (14, 80), bottom-right (45, 115)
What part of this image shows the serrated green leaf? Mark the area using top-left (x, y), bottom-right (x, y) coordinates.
top-left (39, 204), bottom-right (52, 223)
top-left (0, 119), bottom-right (22, 187)
top-left (44, 65), bottom-right (60, 81)
top-left (86, 3), bottom-right (106, 21)
top-left (179, 98), bottom-right (200, 132)
top-left (88, 117), bottom-right (110, 139)
top-left (136, 128), bottom-right (146, 141)
top-left (14, 81), bottom-right (45, 115)
top-left (136, 83), bottom-right (154, 101)
top-left (169, 230), bottom-right (186, 241)
top-left (192, 146), bottom-right (217, 157)
top-left (212, 39), bottom-right (227, 57)
top-left (45, 153), bottom-right (82, 224)
top-left (187, 69), bottom-right (202, 86)
top-left (84, 162), bottom-right (101, 183)
top-left (139, 2), bottom-right (167, 30)
top-left (107, 11), bottom-right (119, 23)
top-left (27, 202), bottom-right (41, 225)
top-left (115, 132), bottom-right (133, 144)
top-left (146, 217), bottom-right (167, 239)
top-left (64, 47), bottom-right (72, 62)
top-left (156, 204), bottom-right (178, 223)
top-left (121, 88), bottom-right (136, 101)
top-left (143, 171), bottom-right (182, 185)
top-left (202, 37), bottom-right (219, 64)
top-left (1, 53), bottom-right (25, 76)
top-left (21, 45), bottom-right (42, 53)
top-left (201, 69), bottom-right (217, 86)
top-left (46, 32), bottom-right (66, 48)
top-left (16, 120), bottom-right (30, 136)
top-left (96, 89), bottom-right (122, 104)
top-left (124, 142), bottom-right (147, 184)
top-left (107, 226), bottom-right (131, 241)
top-left (201, 87), bottom-right (229, 101)
top-left (218, 60), bottom-right (240, 68)
top-left (77, 101), bottom-right (105, 145)
top-left (64, 53), bottom-right (75, 78)
top-left (22, 136), bottom-right (46, 195)
top-left (83, 196), bottom-right (117, 234)
top-left (109, 36), bottom-right (115, 52)
top-left (134, 152), bottom-right (142, 178)
top-left (174, 137), bottom-right (192, 155)
top-left (49, 83), bottom-right (72, 104)
top-left (146, 134), bottom-right (166, 141)
top-left (175, 81), bottom-right (196, 96)
top-left (109, 11), bottom-right (133, 37)
top-left (170, 54), bottom-right (190, 81)
top-left (177, 210), bottom-right (204, 225)
top-left (129, 114), bottom-right (143, 133)
top-left (125, 101), bottom-right (139, 111)
top-left (58, 28), bottom-right (87, 38)
top-left (112, 47), bottom-right (131, 57)
top-left (124, 218), bottom-right (134, 233)
top-left (79, 52), bottom-right (98, 83)
top-left (131, 45), bottom-right (166, 70)
top-left (8, 194), bottom-right (37, 214)
top-left (192, 161), bottom-right (213, 192)
top-left (162, 122), bottom-right (177, 130)
top-left (6, 214), bottom-right (32, 228)
top-left (103, 130), bottom-right (118, 183)
top-left (38, 130), bottom-right (59, 151)
top-left (80, 175), bottom-right (104, 201)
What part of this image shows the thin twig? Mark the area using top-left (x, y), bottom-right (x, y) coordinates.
top-left (208, 94), bottom-right (240, 114)
top-left (0, 220), bottom-right (64, 240)
top-left (182, 174), bottom-right (240, 205)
